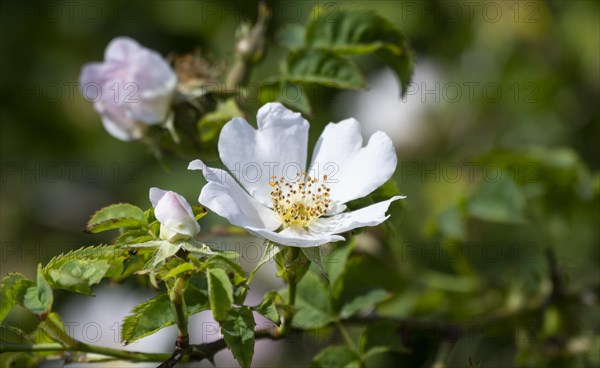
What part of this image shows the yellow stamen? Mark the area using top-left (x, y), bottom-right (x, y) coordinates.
top-left (269, 172), bottom-right (331, 229)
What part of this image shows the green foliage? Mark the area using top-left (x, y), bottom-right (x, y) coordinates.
top-left (121, 275), bottom-right (209, 344)
top-left (253, 291), bottom-right (282, 324)
top-left (285, 49), bottom-right (365, 90)
top-left (285, 271), bottom-right (334, 330)
top-left (37, 312), bottom-right (79, 348)
top-left (221, 306), bottom-right (255, 368)
top-left (303, 239), bottom-right (357, 284)
top-left (359, 321), bottom-right (407, 359)
top-left (23, 265), bottom-right (53, 316)
top-left (198, 99), bottom-right (244, 144)
top-left (47, 259), bottom-right (111, 295)
top-left (159, 258), bottom-right (195, 280)
top-left (332, 255), bottom-right (400, 318)
top-left (275, 247), bottom-right (311, 285)
top-left (270, 82), bottom-right (312, 115)
top-left (0, 273), bottom-right (34, 322)
top-left (4, 2), bottom-right (598, 367)
top-left (467, 175), bottom-right (526, 224)
top-left (322, 240), bottom-right (356, 287)
top-left (142, 242), bottom-right (182, 275)
top-left (305, 5), bottom-right (414, 94)
top-left (116, 229), bottom-right (155, 245)
top-left (43, 244), bottom-right (143, 294)
top-left (86, 203), bottom-right (147, 233)
top-left (207, 268), bottom-right (234, 321)
top-left (309, 345), bottom-right (360, 368)
top-left (272, 3), bottom-right (415, 114)
top-left (248, 241), bottom-right (282, 281)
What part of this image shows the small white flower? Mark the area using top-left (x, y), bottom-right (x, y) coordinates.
top-left (189, 103), bottom-right (405, 248)
top-left (79, 37), bottom-right (177, 141)
top-left (150, 188), bottom-right (200, 242)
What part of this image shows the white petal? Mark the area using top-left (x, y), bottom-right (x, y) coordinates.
top-left (130, 87), bottom-right (175, 125)
top-left (79, 63), bottom-right (107, 100)
top-left (104, 37), bottom-right (141, 62)
top-left (149, 187), bottom-right (167, 207)
top-left (310, 196), bottom-right (405, 235)
top-left (96, 98), bottom-right (145, 141)
top-left (218, 103), bottom-right (309, 207)
top-left (129, 50), bottom-right (177, 124)
top-left (244, 226), bottom-right (345, 248)
top-left (189, 160), bottom-right (281, 230)
top-left (100, 113), bottom-right (143, 141)
top-left (151, 188), bottom-right (200, 241)
top-left (309, 118), bottom-right (397, 205)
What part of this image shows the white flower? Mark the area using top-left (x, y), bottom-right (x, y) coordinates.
top-left (189, 103), bottom-right (404, 248)
top-left (79, 37), bottom-right (177, 141)
top-left (150, 188), bottom-right (200, 242)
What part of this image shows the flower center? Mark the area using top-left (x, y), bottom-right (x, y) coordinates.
top-left (269, 172), bottom-right (331, 229)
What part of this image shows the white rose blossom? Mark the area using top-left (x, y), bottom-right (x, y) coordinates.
top-left (189, 103), bottom-right (405, 248)
top-left (79, 37), bottom-right (177, 141)
top-left (150, 187), bottom-right (200, 242)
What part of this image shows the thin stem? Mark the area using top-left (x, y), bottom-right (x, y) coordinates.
top-left (168, 275), bottom-right (189, 340)
top-left (225, 2), bottom-right (270, 89)
top-left (1, 343), bottom-right (64, 352)
top-left (0, 343), bottom-right (170, 362)
top-left (336, 321), bottom-right (358, 352)
top-left (280, 276), bottom-right (297, 336)
top-left (279, 246), bottom-right (301, 336)
top-left (432, 340), bottom-right (454, 368)
top-left (0, 295), bottom-right (550, 365)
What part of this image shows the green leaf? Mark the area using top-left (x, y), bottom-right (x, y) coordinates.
top-left (44, 245), bottom-right (136, 294)
top-left (305, 6), bottom-right (414, 94)
top-left (192, 205), bottom-right (208, 221)
top-left (221, 306), bottom-right (255, 368)
top-left (23, 265), bottom-right (53, 316)
top-left (309, 345), bottom-right (360, 368)
top-left (159, 259), bottom-right (195, 280)
top-left (467, 175), bottom-right (527, 223)
top-left (0, 325), bottom-right (32, 344)
top-left (248, 241), bottom-right (282, 282)
top-left (116, 229), bottom-right (155, 245)
top-left (283, 271), bottom-right (334, 330)
top-left (122, 294), bottom-right (172, 344)
top-left (45, 244), bottom-right (127, 272)
top-left (359, 321), bottom-right (408, 359)
top-left (322, 239), bottom-right (356, 287)
top-left (285, 49), bottom-right (365, 89)
top-left (0, 273), bottom-right (33, 323)
top-left (280, 81), bottom-right (312, 115)
top-left (37, 312), bottom-right (78, 348)
top-left (143, 242), bottom-right (182, 272)
top-left (345, 178), bottom-right (403, 211)
top-left (47, 259), bottom-right (111, 295)
top-left (198, 99), bottom-right (244, 144)
top-left (333, 255), bottom-right (399, 318)
top-left (86, 203), bottom-right (147, 233)
top-left (181, 241), bottom-right (222, 257)
top-left (0, 353), bottom-right (38, 368)
top-left (121, 277), bottom-right (209, 344)
top-left (301, 247), bottom-right (327, 277)
top-left (253, 291), bottom-right (282, 324)
top-left (207, 268), bottom-right (234, 321)
top-left (206, 254), bottom-right (246, 285)
top-left (256, 81), bottom-right (312, 115)
top-left (377, 46), bottom-right (414, 96)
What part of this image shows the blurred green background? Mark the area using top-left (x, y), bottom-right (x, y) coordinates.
top-left (1, 0), bottom-right (598, 367)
